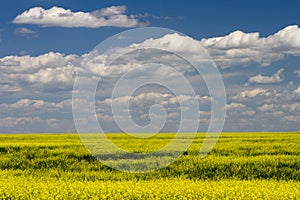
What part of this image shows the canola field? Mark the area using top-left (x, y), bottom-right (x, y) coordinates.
top-left (0, 132), bottom-right (299, 199)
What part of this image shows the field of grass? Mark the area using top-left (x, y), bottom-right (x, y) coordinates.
top-left (0, 132), bottom-right (299, 199)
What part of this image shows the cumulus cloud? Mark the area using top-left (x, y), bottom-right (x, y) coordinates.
top-left (231, 88), bottom-right (272, 101)
top-left (0, 99), bottom-right (75, 122)
top-left (94, 92), bottom-right (210, 132)
top-left (0, 52), bottom-right (82, 93)
top-left (247, 68), bottom-right (284, 85)
top-left (225, 102), bottom-right (245, 110)
top-left (0, 42), bottom-right (199, 96)
top-left (293, 86), bottom-right (300, 95)
top-left (1, 26), bottom-right (300, 132)
top-left (91, 25), bottom-right (300, 69)
top-left (282, 103), bottom-right (300, 112)
top-left (201, 25), bottom-right (300, 67)
top-left (223, 83), bottom-right (300, 131)
top-left (13, 6), bottom-right (146, 28)
top-left (5, 27), bottom-right (298, 97)
top-left (131, 33), bottom-right (204, 55)
top-left (100, 25), bottom-right (300, 70)
top-left (0, 117), bottom-right (50, 128)
top-left (0, 116), bottom-right (74, 133)
top-left (96, 92), bottom-right (210, 117)
top-left (0, 98), bottom-right (75, 133)
top-left (0, 99), bottom-right (71, 112)
top-left (0, 48), bottom-right (197, 96)
top-left (257, 104), bottom-right (276, 112)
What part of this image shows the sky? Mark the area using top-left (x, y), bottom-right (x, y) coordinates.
top-left (0, 0), bottom-right (300, 133)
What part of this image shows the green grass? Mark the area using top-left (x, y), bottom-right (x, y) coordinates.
top-left (0, 132), bottom-right (299, 199)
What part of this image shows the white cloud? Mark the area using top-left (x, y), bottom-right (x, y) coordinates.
top-left (0, 116), bottom-right (44, 128)
top-left (96, 92), bottom-right (210, 131)
top-left (131, 33), bottom-right (204, 55)
top-left (0, 98), bottom-right (72, 111)
top-left (200, 25), bottom-right (300, 67)
top-left (0, 45), bottom-right (197, 96)
top-left (97, 92), bottom-right (209, 113)
top-left (282, 103), bottom-right (300, 112)
top-left (0, 98), bottom-right (77, 133)
top-left (0, 99), bottom-right (56, 110)
top-left (98, 26), bottom-right (300, 71)
top-left (0, 52), bottom-right (80, 72)
top-left (92, 25), bottom-right (300, 69)
top-left (242, 110), bottom-right (256, 116)
top-left (0, 99), bottom-right (74, 118)
top-left (95, 92), bottom-right (209, 131)
top-left (284, 115), bottom-right (300, 122)
top-left (0, 52), bottom-right (82, 93)
top-left (0, 84), bottom-right (22, 94)
top-left (13, 6), bottom-right (145, 28)
top-left (225, 102), bottom-right (245, 110)
top-left (231, 88), bottom-right (272, 101)
top-left (1, 27), bottom-right (300, 132)
top-left (294, 86), bottom-right (300, 95)
top-left (0, 116), bottom-right (74, 133)
top-left (247, 68), bottom-right (284, 84)
top-left (257, 104), bottom-right (276, 112)
top-left (14, 27), bottom-right (36, 36)
top-left (224, 84), bottom-right (300, 131)
top-left (92, 5), bottom-right (127, 16)
top-left (201, 30), bottom-right (261, 49)
top-left (3, 28), bottom-right (297, 97)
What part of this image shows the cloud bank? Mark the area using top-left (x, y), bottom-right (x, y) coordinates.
top-left (1, 25), bottom-right (300, 132)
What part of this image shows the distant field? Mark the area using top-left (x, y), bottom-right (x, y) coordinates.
top-left (0, 132), bottom-right (299, 199)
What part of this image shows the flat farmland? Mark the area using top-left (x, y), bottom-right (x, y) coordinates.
top-left (0, 132), bottom-right (299, 199)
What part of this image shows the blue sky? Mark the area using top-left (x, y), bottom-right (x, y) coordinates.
top-left (0, 0), bottom-right (299, 133)
top-left (2, 0), bottom-right (300, 56)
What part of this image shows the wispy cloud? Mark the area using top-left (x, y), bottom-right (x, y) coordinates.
top-left (14, 27), bottom-right (37, 37)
